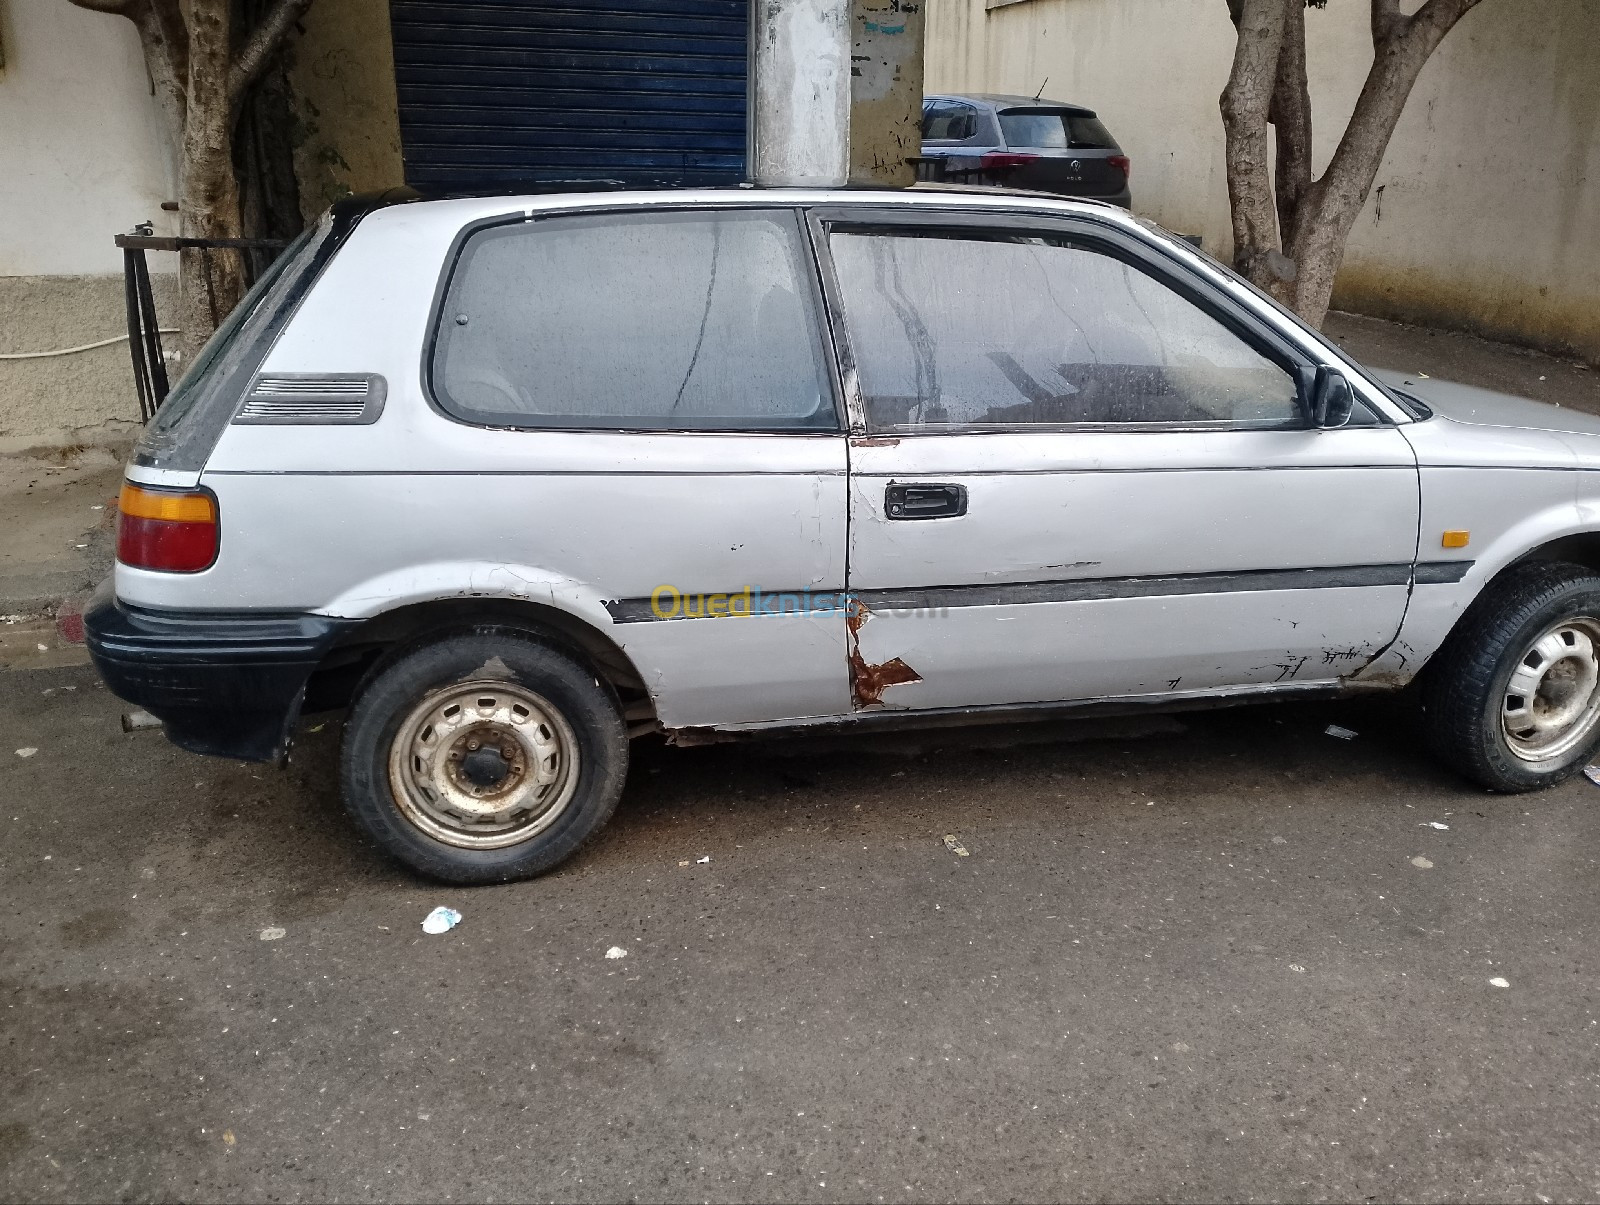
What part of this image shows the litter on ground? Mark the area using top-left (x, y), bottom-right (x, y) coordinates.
top-left (1411, 856), bottom-right (1433, 869)
top-left (604, 946), bottom-right (628, 960)
top-left (422, 906), bottom-right (462, 934)
top-left (1420, 821), bottom-right (1450, 830)
top-left (1324, 724), bottom-right (1357, 740)
top-left (943, 834), bottom-right (970, 857)
top-left (14, 748), bottom-right (37, 758)
top-left (259, 927), bottom-right (286, 941)
top-left (696, 855), bottom-right (711, 864)
top-left (121, 709), bottom-right (161, 732)
top-left (1489, 977), bottom-right (1510, 988)
top-left (1583, 765), bottom-right (1600, 787)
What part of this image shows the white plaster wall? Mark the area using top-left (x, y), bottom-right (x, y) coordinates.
top-left (0, 0), bottom-right (179, 277)
top-left (925, 0), bottom-right (1600, 362)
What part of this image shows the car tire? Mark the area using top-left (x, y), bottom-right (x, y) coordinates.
top-left (1422, 560), bottom-right (1600, 792)
top-left (340, 628), bottom-right (628, 883)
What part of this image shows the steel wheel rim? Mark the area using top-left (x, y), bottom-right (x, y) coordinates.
top-left (387, 679), bottom-right (580, 849)
top-left (1501, 616), bottom-right (1600, 765)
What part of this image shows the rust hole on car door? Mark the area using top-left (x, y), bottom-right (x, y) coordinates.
top-left (846, 599), bottom-right (922, 707)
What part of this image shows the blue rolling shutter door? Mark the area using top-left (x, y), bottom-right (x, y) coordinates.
top-left (389, 0), bottom-right (749, 190)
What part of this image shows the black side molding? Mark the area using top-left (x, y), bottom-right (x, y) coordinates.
top-left (1413, 561), bottom-right (1473, 584)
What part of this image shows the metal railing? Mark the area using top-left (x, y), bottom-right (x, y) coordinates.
top-left (910, 156), bottom-right (996, 187)
top-left (115, 226), bottom-right (287, 421)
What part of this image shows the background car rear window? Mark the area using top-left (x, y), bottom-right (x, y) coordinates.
top-left (998, 110), bottom-right (1117, 150)
top-left (828, 230), bottom-right (1300, 433)
top-left (432, 210), bottom-right (835, 430)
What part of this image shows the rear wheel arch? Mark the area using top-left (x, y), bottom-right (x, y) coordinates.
top-left (304, 597), bottom-right (656, 730)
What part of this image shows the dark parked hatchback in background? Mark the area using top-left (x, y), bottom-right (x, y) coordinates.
top-left (919, 93), bottom-right (1131, 207)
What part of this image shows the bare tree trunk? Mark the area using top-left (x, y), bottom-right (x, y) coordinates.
top-left (1219, 0), bottom-right (1295, 302)
top-left (235, 0), bottom-right (307, 264)
top-left (1283, 0), bottom-right (1484, 326)
top-left (175, 0), bottom-right (246, 367)
top-left (1220, 0), bottom-right (1487, 327)
top-left (69, 0), bottom-right (314, 369)
top-left (1268, 4), bottom-right (1312, 252)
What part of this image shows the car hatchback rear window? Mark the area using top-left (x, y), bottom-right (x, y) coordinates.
top-left (998, 110), bottom-right (1117, 150)
top-left (431, 209), bottom-right (836, 431)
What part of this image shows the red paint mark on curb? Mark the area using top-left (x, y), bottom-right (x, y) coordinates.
top-left (56, 600), bottom-right (86, 645)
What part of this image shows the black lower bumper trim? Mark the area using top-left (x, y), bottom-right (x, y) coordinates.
top-left (83, 579), bottom-right (359, 761)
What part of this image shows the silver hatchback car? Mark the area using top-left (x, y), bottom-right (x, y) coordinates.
top-left (86, 187), bottom-right (1600, 883)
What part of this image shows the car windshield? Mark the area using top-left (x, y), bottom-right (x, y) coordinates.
top-left (998, 110), bottom-right (1116, 150)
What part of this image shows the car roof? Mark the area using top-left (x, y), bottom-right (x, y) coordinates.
top-left (343, 184), bottom-right (1132, 228)
top-left (925, 92), bottom-right (1098, 117)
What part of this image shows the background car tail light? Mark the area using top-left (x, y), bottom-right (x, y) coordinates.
top-left (117, 483), bottom-right (218, 572)
top-left (1109, 154), bottom-right (1131, 177)
top-left (979, 152), bottom-right (1041, 170)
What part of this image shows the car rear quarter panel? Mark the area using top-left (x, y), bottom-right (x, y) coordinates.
top-left (114, 200), bottom-right (854, 729)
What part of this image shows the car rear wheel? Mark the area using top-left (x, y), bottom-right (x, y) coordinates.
top-left (1422, 561), bottom-right (1600, 792)
top-left (341, 629), bottom-right (628, 883)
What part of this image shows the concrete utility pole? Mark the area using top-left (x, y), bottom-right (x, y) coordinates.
top-left (752, 0), bottom-right (924, 187)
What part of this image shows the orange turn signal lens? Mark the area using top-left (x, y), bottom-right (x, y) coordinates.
top-left (118, 483), bottom-right (216, 523)
top-left (117, 483), bottom-right (219, 572)
top-left (1441, 530), bottom-right (1470, 549)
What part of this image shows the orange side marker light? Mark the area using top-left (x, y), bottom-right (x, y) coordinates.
top-left (1441, 530), bottom-right (1470, 549)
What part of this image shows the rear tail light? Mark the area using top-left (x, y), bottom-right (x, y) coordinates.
top-left (979, 152), bottom-right (1041, 171)
top-left (117, 483), bottom-right (218, 573)
top-left (1109, 154), bottom-right (1131, 178)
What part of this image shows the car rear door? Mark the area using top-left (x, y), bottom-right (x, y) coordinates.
top-left (814, 206), bottom-right (1421, 712)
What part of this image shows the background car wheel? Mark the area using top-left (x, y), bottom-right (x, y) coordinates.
top-left (1422, 561), bottom-right (1600, 792)
top-left (341, 628), bottom-right (628, 883)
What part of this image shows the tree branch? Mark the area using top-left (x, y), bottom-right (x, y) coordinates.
top-left (1269, 2), bottom-right (1312, 250)
top-left (1403, 0), bottom-right (1486, 39)
top-left (1219, 0), bottom-right (1294, 291)
top-left (71, 0), bottom-right (189, 150)
top-left (1284, 0), bottom-right (1489, 325)
top-left (1370, 0), bottom-right (1405, 44)
top-left (227, 0), bottom-right (314, 108)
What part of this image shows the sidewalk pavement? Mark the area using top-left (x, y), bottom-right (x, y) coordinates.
top-left (0, 444), bottom-right (122, 668)
top-left (0, 312), bottom-right (1594, 668)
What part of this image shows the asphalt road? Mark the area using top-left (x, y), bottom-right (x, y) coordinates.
top-left (2, 664), bottom-right (1597, 1203)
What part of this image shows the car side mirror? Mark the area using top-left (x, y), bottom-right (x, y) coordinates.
top-left (1307, 367), bottom-right (1355, 429)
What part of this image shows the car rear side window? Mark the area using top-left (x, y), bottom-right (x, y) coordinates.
top-left (827, 229), bottom-right (1301, 433)
top-left (431, 209), bottom-right (835, 431)
top-left (998, 110), bottom-right (1117, 150)
top-left (922, 102), bottom-right (978, 141)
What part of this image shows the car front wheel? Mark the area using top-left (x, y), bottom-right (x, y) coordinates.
top-left (1423, 561), bottom-right (1600, 792)
top-left (341, 629), bottom-right (629, 883)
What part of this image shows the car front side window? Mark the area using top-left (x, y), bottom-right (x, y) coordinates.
top-left (827, 228), bottom-right (1302, 435)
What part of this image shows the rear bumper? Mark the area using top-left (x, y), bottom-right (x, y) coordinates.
top-left (84, 578), bottom-right (357, 761)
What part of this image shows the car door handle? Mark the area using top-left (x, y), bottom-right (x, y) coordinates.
top-left (885, 483), bottom-right (968, 520)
